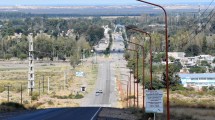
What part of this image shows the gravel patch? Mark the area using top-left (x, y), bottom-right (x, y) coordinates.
top-left (97, 108), bottom-right (138, 120)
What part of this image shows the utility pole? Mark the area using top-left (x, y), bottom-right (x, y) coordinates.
top-left (39, 79), bottom-right (41, 98)
top-left (20, 84), bottom-right (23, 104)
top-left (28, 33), bottom-right (35, 96)
top-left (64, 72), bottom-right (66, 90)
top-left (48, 77), bottom-right (50, 94)
top-left (43, 75), bottom-right (45, 93)
top-left (4, 85), bottom-right (12, 102)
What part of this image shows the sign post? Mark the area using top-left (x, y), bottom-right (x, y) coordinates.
top-left (145, 90), bottom-right (163, 114)
top-left (76, 72), bottom-right (84, 77)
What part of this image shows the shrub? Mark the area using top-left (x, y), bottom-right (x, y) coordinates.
top-left (31, 92), bottom-right (39, 101)
top-left (4, 54), bottom-right (13, 60)
top-left (47, 100), bottom-right (54, 105)
top-left (1, 102), bottom-right (26, 110)
top-left (74, 94), bottom-right (84, 99)
top-left (23, 100), bottom-right (29, 104)
top-left (0, 86), bottom-right (5, 93)
top-left (19, 54), bottom-right (28, 60)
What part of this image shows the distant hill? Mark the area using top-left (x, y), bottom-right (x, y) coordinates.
top-left (0, 5), bottom-right (212, 16)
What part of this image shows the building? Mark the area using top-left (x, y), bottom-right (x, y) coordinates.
top-left (168, 52), bottom-right (185, 60)
top-left (178, 73), bottom-right (215, 88)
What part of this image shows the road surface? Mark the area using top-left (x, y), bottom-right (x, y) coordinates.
top-left (4, 32), bottom-right (129, 120)
top-left (6, 107), bottom-right (101, 120)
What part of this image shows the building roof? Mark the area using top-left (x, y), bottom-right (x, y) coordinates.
top-left (178, 73), bottom-right (215, 78)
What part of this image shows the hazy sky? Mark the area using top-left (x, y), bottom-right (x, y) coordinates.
top-left (0, 0), bottom-right (213, 6)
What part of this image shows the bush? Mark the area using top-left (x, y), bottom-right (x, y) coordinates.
top-left (23, 100), bottom-right (29, 104)
top-left (52, 93), bottom-right (84, 99)
top-left (171, 85), bottom-right (186, 91)
top-left (19, 54), bottom-right (28, 60)
top-left (47, 100), bottom-right (54, 105)
top-left (0, 86), bottom-right (5, 93)
top-left (74, 94), bottom-right (84, 99)
top-left (31, 92), bottom-right (39, 101)
top-left (4, 54), bottom-right (13, 60)
top-left (1, 102), bottom-right (26, 110)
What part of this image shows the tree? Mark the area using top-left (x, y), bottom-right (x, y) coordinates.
top-left (153, 52), bottom-right (165, 63)
top-left (202, 36), bottom-right (207, 53)
top-left (201, 60), bottom-right (211, 68)
top-left (19, 53), bottom-right (27, 60)
top-left (185, 44), bottom-right (201, 57)
top-left (161, 64), bottom-right (182, 90)
top-left (189, 66), bottom-right (206, 73)
top-left (87, 25), bottom-right (104, 45)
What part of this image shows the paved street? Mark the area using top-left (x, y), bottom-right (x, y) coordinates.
top-left (7, 107), bottom-right (101, 120)
top-left (4, 32), bottom-right (129, 120)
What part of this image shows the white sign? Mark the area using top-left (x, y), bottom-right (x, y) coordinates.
top-left (76, 72), bottom-right (84, 77)
top-left (145, 90), bottom-right (163, 113)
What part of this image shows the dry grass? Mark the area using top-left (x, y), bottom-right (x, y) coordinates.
top-left (0, 60), bottom-right (98, 109)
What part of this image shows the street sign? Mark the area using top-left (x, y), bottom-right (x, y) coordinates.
top-left (145, 90), bottom-right (163, 113)
top-left (76, 72), bottom-right (84, 77)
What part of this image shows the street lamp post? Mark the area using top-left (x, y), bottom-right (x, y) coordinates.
top-left (125, 26), bottom-right (153, 90)
top-left (121, 74), bottom-right (130, 107)
top-left (137, 0), bottom-right (170, 119)
top-left (120, 80), bottom-right (129, 108)
top-left (126, 48), bottom-right (139, 108)
top-left (125, 40), bottom-right (145, 111)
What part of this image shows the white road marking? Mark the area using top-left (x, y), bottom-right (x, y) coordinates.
top-left (90, 107), bottom-right (102, 120)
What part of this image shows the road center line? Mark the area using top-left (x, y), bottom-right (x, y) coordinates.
top-left (90, 107), bottom-right (102, 120)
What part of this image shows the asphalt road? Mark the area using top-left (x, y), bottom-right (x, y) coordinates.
top-left (6, 107), bottom-right (101, 120)
top-left (4, 32), bottom-right (127, 120)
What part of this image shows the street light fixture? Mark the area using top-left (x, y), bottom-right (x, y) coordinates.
top-left (126, 48), bottom-right (138, 108)
top-left (120, 79), bottom-right (129, 108)
top-left (121, 74), bottom-right (131, 107)
top-left (125, 40), bottom-right (145, 111)
top-left (137, 0), bottom-right (170, 119)
top-left (125, 26), bottom-right (153, 90)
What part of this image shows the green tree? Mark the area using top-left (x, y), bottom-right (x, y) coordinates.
top-left (87, 25), bottom-right (104, 45)
top-left (189, 66), bottom-right (206, 73)
top-left (185, 44), bottom-right (201, 57)
top-left (202, 36), bottom-right (207, 53)
top-left (19, 53), bottom-right (27, 60)
top-left (161, 64), bottom-right (182, 90)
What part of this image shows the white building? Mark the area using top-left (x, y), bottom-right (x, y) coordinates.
top-left (178, 73), bottom-right (215, 88)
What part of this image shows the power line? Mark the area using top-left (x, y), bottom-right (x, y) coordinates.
top-left (189, 8), bottom-right (215, 41)
top-left (177, 6), bottom-right (215, 41)
top-left (176, 0), bottom-right (215, 42)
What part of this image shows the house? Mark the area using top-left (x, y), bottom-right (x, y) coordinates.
top-left (168, 52), bottom-right (185, 60)
top-left (195, 55), bottom-right (215, 64)
top-left (178, 73), bottom-right (215, 88)
top-left (181, 57), bottom-right (197, 67)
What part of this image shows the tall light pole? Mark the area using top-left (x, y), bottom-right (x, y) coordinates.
top-left (125, 40), bottom-right (145, 111)
top-left (126, 48), bottom-right (139, 108)
top-left (121, 74), bottom-right (130, 107)
top-left (125, 26), bottom-right (153, 90)
top-left (28, 33), bottom-right (35, 96)
top-left (137, 0), bottom-right (170, 119)
top-left (120, 80), bottom-right (129, 108)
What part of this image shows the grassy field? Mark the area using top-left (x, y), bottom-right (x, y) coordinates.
top-left (0, 60), bottom-right (98, 110)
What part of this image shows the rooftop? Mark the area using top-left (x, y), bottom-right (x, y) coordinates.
top-left (178, 73), bottom-right (215, 78)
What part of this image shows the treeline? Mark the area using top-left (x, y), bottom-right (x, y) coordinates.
top-left (122, 12), bottom-right (215, 90)
top-left (0, 16), bottom-right (113, 67)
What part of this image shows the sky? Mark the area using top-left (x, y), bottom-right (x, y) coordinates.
top-left (0, 0), bottom-right (213, 6)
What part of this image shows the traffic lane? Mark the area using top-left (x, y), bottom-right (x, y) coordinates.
top-left (102, 62), bottom-right (111, 104)
top-left (7, 107), bottom-right (101, 120)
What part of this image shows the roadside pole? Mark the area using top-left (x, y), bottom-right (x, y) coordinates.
top-left (39, 79), bottom-right (41, 98)
top-left (4, 85), bottom-right (12, 102)
top-left (48, 77), bottom-right (50, 94)
top-left (21, 84), bottom-right (23, 104)
top-left (43, 75), bottom-right (45, 93)
top-left (64, 72), bottom-right (66, 90)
